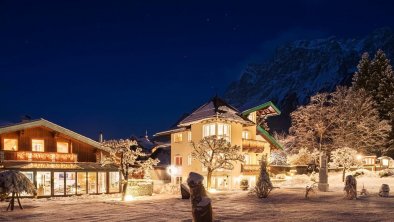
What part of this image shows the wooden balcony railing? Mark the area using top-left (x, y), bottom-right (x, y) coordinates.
top-left (242, 139), bottom-right (267, 152)
top-left (1, 150), bottom-right (77, 163)
top-left (241, 164), bottom-right (260, 174)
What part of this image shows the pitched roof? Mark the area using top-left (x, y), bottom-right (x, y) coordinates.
top-left (0, 118), bottom-right (110, 152)
top-left (178, 96), bottom-right (254, 126)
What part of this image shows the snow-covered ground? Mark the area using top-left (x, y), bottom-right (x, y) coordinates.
top-left (1, 172), bottom-right (393, 222)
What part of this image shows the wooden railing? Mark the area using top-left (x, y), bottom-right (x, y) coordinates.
top-left (1, 150), bottom-right (77, 163)
top-left (241, 164), bottom-right (260, 173)
top-left (242, 139), bottom-right (267, 152)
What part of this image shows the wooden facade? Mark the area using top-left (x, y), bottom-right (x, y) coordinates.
top-left (0, 119), bottom-right (121, 197)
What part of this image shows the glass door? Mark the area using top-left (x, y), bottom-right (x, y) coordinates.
top-left (36, 171), bottom-right (51, 196)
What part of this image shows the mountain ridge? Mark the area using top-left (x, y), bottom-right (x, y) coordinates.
top-left (224, 28), bottom-right (394, 132)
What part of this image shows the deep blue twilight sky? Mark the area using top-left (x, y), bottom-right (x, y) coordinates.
top-left (1, 0), bottom-right (394, 140)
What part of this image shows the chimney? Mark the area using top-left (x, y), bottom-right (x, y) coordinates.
top-left (20, 115), bottom-right (32, 123)
top-left (99, 131), bottom-right (103, 143)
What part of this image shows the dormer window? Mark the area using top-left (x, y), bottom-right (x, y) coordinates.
top-left (4, 139), bottom-right (18, 151)
top-left (32, 139), bottom-right (44, 152)
top-left (57, 142), bottom-right (69, 153)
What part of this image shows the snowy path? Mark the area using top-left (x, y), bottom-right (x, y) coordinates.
top-left (1, 189), bottom-right (393, 222)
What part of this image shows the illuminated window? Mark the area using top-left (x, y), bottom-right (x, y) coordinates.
top-left (217, 123), bottom-right (231, 142)
top-left (175, 155), bottom-right (182, 166)
top-left (242, 131), bottom-right (250, 139)
top-left (4, 139), bottom-right (18, 151)
top-left (203, 124), bottom-right (216, 137)
top-left (32, 139), bottom-right (44, 152)
top-left (244, 154), bottom-right (250, 164)
top-left (248, 112), bottom-right (256, 123)
top-left (187, 154), bottom-right (192, 166)
top-left (187, 131), bottom-right (192, 142)
top-left (203, 123), bottom-right (231, 142)
top-left (57, 142), bottom-right (69, 153)
top-left (174, 133), bottom-right (183, 143)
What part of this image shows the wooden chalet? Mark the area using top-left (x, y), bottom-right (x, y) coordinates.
top-left (0, 119), bottom-right (121, 197)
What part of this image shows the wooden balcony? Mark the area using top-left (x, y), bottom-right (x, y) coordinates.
top-left (1, 150), bottom-right (77, 163)
top-left (241, 164), bottom-right (260, 174)
top-left (242, 139), bottom-right (267, 152)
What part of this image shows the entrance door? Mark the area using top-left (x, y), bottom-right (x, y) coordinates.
top-left (36, 171), bottom-right (51, 196)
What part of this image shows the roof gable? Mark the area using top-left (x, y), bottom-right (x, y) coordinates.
top-left (178, 96), bottom-right (253, 126)
top-left (0, 119), bottom-right (110, 152)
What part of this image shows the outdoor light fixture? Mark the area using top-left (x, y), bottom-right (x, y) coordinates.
top-left (166, 165), bottom-right (179, 176)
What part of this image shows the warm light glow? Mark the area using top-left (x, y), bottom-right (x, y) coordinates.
top-left (166, 165), bottom-right (179, 176)
top-left (208, 188), bottom-right (217, 193)
top-left (124, 194), bottom-right (135, 201)
top-left (356, 154), bottom-right (363, 160)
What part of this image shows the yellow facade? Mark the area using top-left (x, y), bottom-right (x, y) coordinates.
top-left (169, 113), bottom-right (272, 190)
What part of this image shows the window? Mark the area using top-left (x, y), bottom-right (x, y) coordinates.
top-left (36, 171), bottom-right (51, 196)
top-left (217, 123), bottom-right (231, 142)
top-left (109, 172), bottom-right (120, 193)
top-left (77, 172), bottom-right (87, 194)
top-left (32, 139), bottom-right (44, 152)
top-left (66, 172), bottom-right (76, 195)
top-left (175, 155), bottom-right (183, 166)
top-left (203, 124), bottom-right (216, 137)
top-left (203, 123), bottom-right (231, 142)
top-left (98, 172), bottom-right (107, 193)
top-left (57, 142), bottom-right (69, 153)
top-left (4, 139), bottom-right (18, 151)
top-left (88, 172), bottom-right (97, 194)
top-left (244, 154), bottom-right (251, 164)
top-left (175, 177), bottom-right (182, 185)
top-left (187, 154), bottom-right (192, 166)
top-left (248, 112), bottom-right (256, 123)
top-left (54, 172), bottom-right (65, 195)
top-left (174, 133), bottom-right (183, 143)
top-left (242, 131), bottom-right (250, 139)
top-left (187, 131), bottom-right (192, 142)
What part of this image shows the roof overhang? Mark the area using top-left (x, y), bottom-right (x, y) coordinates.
top-left (242, 101), bottom-right (281, 118)
top-left (153, 127), bottom-right (186, 137)
top-left (0, 119), bottom-right (111, 153)
top-left (257, 126), bottom-right (283, 150)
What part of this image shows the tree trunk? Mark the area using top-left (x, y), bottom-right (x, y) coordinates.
top-left (121, 166), bottom-right (129, 201)
top-left (342, 167), bottom-right (346, 182)
top-left (207, 170), bottom-right (212, 190)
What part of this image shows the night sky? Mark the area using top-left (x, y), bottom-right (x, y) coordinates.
top-left (1, 0), bottom-right (394, 140)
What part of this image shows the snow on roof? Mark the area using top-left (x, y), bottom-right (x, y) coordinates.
top-left (178, 96), bottom-right (254, 126)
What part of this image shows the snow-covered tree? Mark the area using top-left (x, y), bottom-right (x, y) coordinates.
top-left (287, 147), bottom-right (320, 165)
top-left (191, 136), bottom-right (244, 189)
top-left (290, 92), bottom-right (336, 153)
top-left (330, 87), bottom-right (391, 155)
top-left (290, 86), bottom-right (390, 156)
top-left (353, 50), bottom-right (394, 153)
top-left (250, 156), bottom-right (273, 198)
top-left (330, 147), bottom-right (361, 182)
top-left (101, 139), bottom-right (159, 201)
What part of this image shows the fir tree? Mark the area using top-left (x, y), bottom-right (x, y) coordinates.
top-left (352, 50), bottom-right (394, 153)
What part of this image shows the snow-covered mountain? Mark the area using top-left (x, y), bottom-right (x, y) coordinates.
top-left (224, 28), bottom-right (394, 132)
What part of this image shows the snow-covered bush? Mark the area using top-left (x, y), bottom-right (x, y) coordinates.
top-left (379, 169), bottom-right (394, 178)
top-left (270, 150), bottom-right (287, 165)
top-left (287, 148), bottom-right (319, 165)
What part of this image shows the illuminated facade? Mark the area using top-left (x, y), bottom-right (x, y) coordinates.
top-left (0, 119), bottom-right (121, 197)
top-left (155, 97), bottom-right (283, 190)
